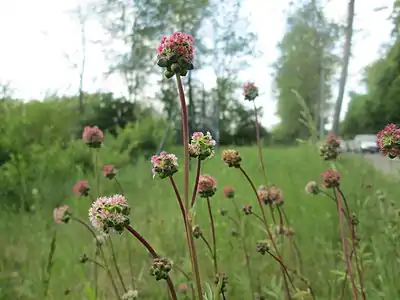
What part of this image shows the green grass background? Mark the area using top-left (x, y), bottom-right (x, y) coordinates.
top-left (1, 145), bottom-right (399, 299)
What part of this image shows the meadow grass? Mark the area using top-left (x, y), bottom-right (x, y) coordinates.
top-left (1, 145), bottom-right (400, 299)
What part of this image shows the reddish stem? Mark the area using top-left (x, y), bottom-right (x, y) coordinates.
top-left (333, 188), bottom-right (359, 300)
top-left (175, 75), bottom-right (190, 210)
top-left (169, 176), bottom-right (187, 228)
top-left (191, 158), bottom-right (201, 207)
top-left (239, 166), bottom-right (294, 297)
top-left (175, 74), bottom-right (204, 299)
top-left (125, 225), bottom-right (178, 300)
top-left (239, 166), bottom-right (280, 255)
top-left (338, 188), bottom-right (366, 300)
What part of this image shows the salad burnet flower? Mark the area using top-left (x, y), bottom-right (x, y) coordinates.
top-left (88, 194), bottom-right (130, 234)
top-left (151, 151), bottom-right (178, 179)
top-left (188, 131), bottom-right (216, 160)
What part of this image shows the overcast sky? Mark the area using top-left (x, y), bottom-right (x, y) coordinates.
top-left (0, 0), bottom-right (393, 128)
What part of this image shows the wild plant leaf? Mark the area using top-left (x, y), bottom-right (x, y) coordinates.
top-left (292, 289), bottom-right (311, 299)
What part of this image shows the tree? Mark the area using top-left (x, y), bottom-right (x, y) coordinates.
top-left (342, 0), bottom-right (400, 136)
top-left (332, 0), bottom-right (356, 135)
top-left (208, 0), bottom-right (257, 144)
top-left (273, 0), bottom-right (339, 141)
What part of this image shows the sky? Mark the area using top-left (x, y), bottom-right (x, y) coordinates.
top-left (0, 0), bottom-right (394, 129)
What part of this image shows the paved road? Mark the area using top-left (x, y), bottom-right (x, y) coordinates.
top-left (362, 153), bottom-right (400, 175)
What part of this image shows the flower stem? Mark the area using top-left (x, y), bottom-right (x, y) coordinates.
top-left (92, 149), bottom-right (100, 197)
top-left (200, 235), bottom-right (214, 258)
top-left (125, 225), bottom-right (178, 300)
top-left (169, 176), bottom-right (187, 228)
top-left (239, 166), bottom-right (293, 297)
top-left (175, 74), bottom-right (190, 211)
top-left (338, 188), bottom-right (366, 300)
top-left (107, 236), bottom-right (127, 292)
top-left (281, 208), bottom-right (304, 273)
top-left (114, 178), bottom-right (125, 195)
top-left (239, 166), bottom-right (280, 254)
top-left (176, 73), bottom-right (204, 299)
top-left (191, 158), bottom-right (201, 207)
top-left (232, 198), bottom-right (256, 298)
top-left (71, 217), bottom-right (121, 300)
top-left (207, 197), bottom-right (218, 274)
top-left (252, 101), bottom-right (268, 185)
top-left (251, 212), bottom-right (265, 224)
top-left (333, 188), bottom-right (359, 300)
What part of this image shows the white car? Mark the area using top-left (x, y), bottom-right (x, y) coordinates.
top-left (353, 134), bottom-right (380, 154)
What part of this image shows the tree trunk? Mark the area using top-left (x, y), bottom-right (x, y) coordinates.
top-left (332, 0), bottom-right (355, 135)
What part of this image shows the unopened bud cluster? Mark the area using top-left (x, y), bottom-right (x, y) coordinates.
top-left (53, 205), bottom-right (71, 224)
top-left (319, 133), bottom-right (341, 161)
top-left (242, 204), bottom-right (252, 215)
top-left (192, 225), bottom-right (202, 239)
top-left (257, 185), bottom-right (284, 206)
top-left (274, 225), bottom-right (295, 237)
top-left (157, 32), bottom-right (195, 78)
top-left (222, 185), bottom-right (235, 198)
top-left (256, 240), bottom-right (270, 255)
top-left (103, 165), bottom-right (118, 180)
top-left (222, 149), bottom-right (242, 168)
top-left (305, 181), bottom-right (320, 195)
top-left (79, 254), bottom-right (89, 264)
top-left (149, 257), bottom-right (173, 281)
top-left (73, 180), bottom-right (90, 197)
top-left (214, 273), bottom-right (228, 293)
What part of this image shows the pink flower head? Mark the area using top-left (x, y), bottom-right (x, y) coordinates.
top-left (319, 132), bottom-right (341, 161)
top-left (73, 180), bottom-right (90, 197)
top-left (197, 174), bottom-right (217, 198)
top-left (377, 123), bottom-right (400, 159)
top-left (305, 181), bottom-right (320, 195)
top-left (257, 185), bottom-right (283, 205)
top-left (157, 32), bottom-right (195, 77)
top-left (178, 283), bottom-right (189, 294)
top-left (157, 32), bottom-right (194, 63)
top-left (222, 185), bottom-right (235, 198)
top-left (257, 185), bottom-right (269, 204)
top-left (103, 165), bottom-right (117, 180)
top-left (88, 194), bottom-right (130, 234)
top-left (151, 151), bottom-right (178, 179)
top-left (189, 131), bottom-right (216, 160)
top-left (321, 169), bottom-right (341, 188)
top-left (243, 82), bottom-right (259, 101)
top-left (82, 126), bottom-right (104, 148)
top-left (53, 205), bottom-right (71, 224)
top-left (268, 186), bottom-right (284, 206)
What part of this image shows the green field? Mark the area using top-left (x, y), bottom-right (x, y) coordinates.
top-left (1, 145), bottom-right (399, 300)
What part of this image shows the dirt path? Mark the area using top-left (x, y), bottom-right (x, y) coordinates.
top-left (362, 153), bottom-right (400, 176)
